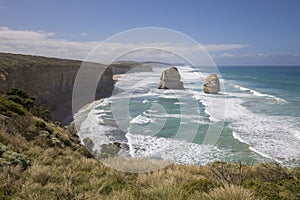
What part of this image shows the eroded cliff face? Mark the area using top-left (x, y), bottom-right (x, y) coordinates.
top-left (0, 53), bottom-right (114, 123)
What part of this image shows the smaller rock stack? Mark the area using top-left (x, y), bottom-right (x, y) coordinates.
top-left (203, 74), bottom-right (220, 94)
top-left (158, 67), bottom-right (184, 89)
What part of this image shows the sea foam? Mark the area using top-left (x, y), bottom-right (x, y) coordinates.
top-left (77, 65), bottom-right (300, 167)
top-left (233, 84), bottom-right (287, 103)
top-left (125, 132), bottom-right (227, 165)
top-left (196, 83), bottom-right (300, 166)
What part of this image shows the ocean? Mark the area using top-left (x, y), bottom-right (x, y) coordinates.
top-left (76, 65), bottom-right (300, 168)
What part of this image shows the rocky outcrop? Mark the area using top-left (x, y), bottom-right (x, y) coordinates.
top-left (0, 53), bottom-right (114, 123)
top-left (158, 67), bottom-right (184, 89)
top-left (203, 74), bottom-right (220, 94)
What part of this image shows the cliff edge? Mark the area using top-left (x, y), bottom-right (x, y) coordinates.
top-left (0, 53), bottom-right (114, 123)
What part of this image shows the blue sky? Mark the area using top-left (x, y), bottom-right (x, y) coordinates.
top-left (0, 0), bottom-right (300, 65)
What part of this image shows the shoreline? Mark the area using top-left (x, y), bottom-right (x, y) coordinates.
top-left (112, 74), bottom-right (125, 81)
top-left (72, 98), bottom-right (104, 132)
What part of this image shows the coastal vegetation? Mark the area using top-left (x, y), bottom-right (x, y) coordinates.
top-left (0, 88), bottom-right (299, 199)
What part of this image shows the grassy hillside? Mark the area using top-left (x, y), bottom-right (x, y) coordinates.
top-left (0, 52), bottom-right (81, 70)
top-left (0, 88), bottom-right (299, 200)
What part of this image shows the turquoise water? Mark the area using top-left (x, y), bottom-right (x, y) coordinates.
top-left (219, 66), bottom-right (300, 117)
top-left (77, 66), bottom-right (300, 167)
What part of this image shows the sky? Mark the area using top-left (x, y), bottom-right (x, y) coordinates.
top-left (0, 0), bottom-right (300, 66)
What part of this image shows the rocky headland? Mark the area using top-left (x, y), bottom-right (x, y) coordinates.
top-left (0, 53), bottom-right (156, 122)
top-left (109, 61), bottom-right (152, 74)
top-left (0, 53), bottom-right (156, 124)
top-left (0, 53), bottom-right (114, 123)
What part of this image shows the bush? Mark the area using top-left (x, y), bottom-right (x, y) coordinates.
top-left (0, 143), bottom-right (30, 169)
top-left (0, 96), bottom-right (28, 116)
top-left (6, 88), bottom-right (35, 110)
top-left (209, 161), bottom-right (249, 186)
top-left (54, 121), bottom-right (62, 127)
top-left (200, 184), bottom-right (259, 200)
top-left (11, 115), bottom-right (33, 132)
top-left (83, 137), bottom-right (94, 152)
top-left (36, 121), bottom-right (46, 129)
top-left (141, 182), bottom-right (185, 200)
top-left (3, 88), bottom-right (52, 121)
top-left (183, 179), bottom-right (214, 194)
top-left (241, 162), bottom-right (300, 200)
top-left (31, 104), bottom-right (52, 121)
top-left (0, 88), bottom-right (37, 117)
top-left (6, 88), bottom-right (29, 99)
top-left (250, 162), bottom-right (290, 183)
top-left (98, 142), bottom-right (122, 159)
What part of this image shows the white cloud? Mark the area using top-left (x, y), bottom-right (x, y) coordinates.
top-left (220, 53), bottom-right (236, 58)
top-left (0, 27), bottom-right (98, 59)
top-left (204, 44), bottom-right (250, 51)
top-left (257, 53), bottom-right (269, 57)
top-left (0, 27), bottom-right (250, 64)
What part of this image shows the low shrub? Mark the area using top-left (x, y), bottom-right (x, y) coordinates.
top-left (200, 184), bottom-right (259, 200)
top-left (31, 104), bottom-right (52, 121)
top-left (0, 143), bottom-right (30, 169)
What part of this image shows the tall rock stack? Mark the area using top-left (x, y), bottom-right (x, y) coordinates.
top-left (158, 67), bottom-right (184, 89)
top-left (203, 74), bottom-right (220, 94)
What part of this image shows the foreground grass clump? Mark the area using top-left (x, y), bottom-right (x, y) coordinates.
top-left (0, 143), bottom-right (30, 169)
top-left (0, 88), bottom-right (300, 199)
top-left (196, 184), bottom-right (258, 200)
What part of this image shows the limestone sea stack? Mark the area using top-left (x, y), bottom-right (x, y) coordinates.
top-left (158, 67), bottom-right (184, 89)
top-left (203, 74), bottom-right (220, 94)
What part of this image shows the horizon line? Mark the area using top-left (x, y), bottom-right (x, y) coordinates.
top-left (1, 51), bottom-right (300, 67)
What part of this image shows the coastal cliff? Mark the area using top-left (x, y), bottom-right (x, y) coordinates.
top-left (0, 52), bottom-right (114, 123)
top-left (109, 61), bottom-right (152, 74)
